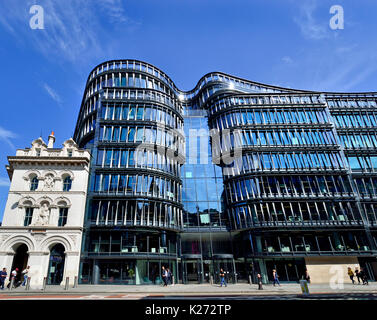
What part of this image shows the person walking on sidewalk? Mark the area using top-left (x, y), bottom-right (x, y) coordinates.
top-left (0, 268), bottom-right (7, 290)
top-left (304, 269), bottom-right (311, 283)
top-left (166, 267), bottom-right (172, 285)
top-left (161, 266), bottom-right (168, 287)
top-left (257, 273), bottom-right (263, 290)
top-left (7, 268), bottom-right (18, 289)
top-left (21, 266), bottom-right (30, 286)
top-left (359, 267), bottom-right (368, 285)
top-left (219, 268), bottom-right (227, 287)
top-left (355, 268), bottom-right (361, 284)
top-left (347, 267), bottom-right (355, 284)
top-left (272, 269), bottom-right (281, 287)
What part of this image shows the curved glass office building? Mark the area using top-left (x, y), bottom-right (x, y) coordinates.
top-left (74, 59), bottom-right (377, 284)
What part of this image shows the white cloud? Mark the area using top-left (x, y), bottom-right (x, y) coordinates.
top-left (98, 0), bottom-right (129, 24)
top-left (0, 0), bottom-right (140, 64)
top-left (319, 55), bottom-right (377, 92)
top-left (293, 0), bottom-right (330, 40)
top-left (0, 177), bottom-right (10, 187)
top-left (43, 82), bottom-right (62, 104)
top-left (0, 126), bottom-right (17, 149)
top-left (282, 56), bottom-right (293, 64)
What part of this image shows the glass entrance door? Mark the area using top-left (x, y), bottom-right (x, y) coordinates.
top-left (213, 259), bottom-right (234, 284)
top-left (47, 244), bottom-right (65, 285)
top-left (203, 260), bottom-right (212, 283)
top-left (183, 260), bottom-right (201, 283)
top-left (234, 259), bottom-right (248, 283)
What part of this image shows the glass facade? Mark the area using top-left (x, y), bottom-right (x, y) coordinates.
top-left (74, 60), bottom-right (377, 284)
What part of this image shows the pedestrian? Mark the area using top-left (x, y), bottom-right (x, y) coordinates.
top-left (166, 267), bottom-right (172, 285)
top-left (257, 273), bottom-right (263, 290)
top-left (347, 267), bottom-right (355, 284)
top-left (359, 268), bottom-right (368, 285)
top-left (304, 269), bottom-right (311, 283)
top-left (161, 266), bottom-right (168, 287)
top-left (219, 268), bottom-right (227, 287)
top-left (355, 268), bottom-right (361, 284)
top-left (21, 266), bottom-right (30, 286)
top-left (7, 268), bottom-right (18, 289)
top-left (0, 268), bottom-right (7, 290)
top-left (272, 269), bottom-right (281, 287)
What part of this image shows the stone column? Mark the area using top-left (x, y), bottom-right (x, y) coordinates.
top-left (0, 251), bottom-right (15, 276)
top-left (63, 251), bottom-right (80, 286)
top-left (27, 251), bottom-right (50, 289)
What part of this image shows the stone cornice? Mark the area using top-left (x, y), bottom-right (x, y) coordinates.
top-left (64, 251), bottom-right (80, 256)
top-left (28, 251), bottom-right (50, 256)
top-left (9, 191), bottom-right (87, 196)
top-left (8, 157), bottom-right (90, 167)
top-left (0, 251), bottom-right (15, 255)
top-left (0, 227), bottom-right (84, 231)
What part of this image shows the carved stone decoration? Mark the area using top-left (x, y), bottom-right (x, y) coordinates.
top-left (34, 203), bottom-right (50, 226)
top-left (32, 233), bottom-right (47, 244)
top-left (43, 174), bottom-right (55, 191)
top-left (0, 234), bottom-right (11, 244)
top-left (68, 235), bottom-right (78, 248)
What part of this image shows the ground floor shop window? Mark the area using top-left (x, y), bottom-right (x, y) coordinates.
top-left (265, 258), bottom-right (306, 283)
top-left (99, 261), bottom-right (136, 284)
top-left (89, 259), bottom-right (177, 285)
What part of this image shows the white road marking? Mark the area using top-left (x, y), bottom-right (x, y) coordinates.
top-left (79, 295), bottom-right (106, 299)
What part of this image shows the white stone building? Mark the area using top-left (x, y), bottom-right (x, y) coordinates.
top-left (0, 133), bottom-right (90, 288)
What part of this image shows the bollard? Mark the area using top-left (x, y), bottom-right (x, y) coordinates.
top-left (172, 275), bottom-right (175, 286)
top-left (25, 277), bottom-right (31, 291)
top-left (9, 277), bottom-right (14, 291)
top-left (249, 275), bottom-right (252, 286)
top-left (64, 277), bottom-right (69, 290)
top-left (210, 275), bottom-right (213, 285)
top-left (234, 273), bottom-right (237, 284)
top-left (73, 276), bottom-right (78, 288)
top-left (42, 277), bottom-right (47, 291)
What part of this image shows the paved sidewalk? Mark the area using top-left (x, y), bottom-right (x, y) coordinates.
top-left (1, 282), bottom-right (376, 295)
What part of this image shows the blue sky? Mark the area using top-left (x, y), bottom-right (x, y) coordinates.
top-left (0, 0), bottom-right (377, 220)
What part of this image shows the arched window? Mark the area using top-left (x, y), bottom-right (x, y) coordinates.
top-left (63, 176), bottom-right (72, 192)
top-left (30, 177), bottom-right (38, 191)
top-left (24, 207), bottom-right (34, 226)
top-left (58, 208), bottom-right (68, 226)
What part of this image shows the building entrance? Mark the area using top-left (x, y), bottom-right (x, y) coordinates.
top-left (11, 244), bottom-right (28, 282)
top-left (47, 244), bottom-right (65, 285)
top-left (213, 258), bottom-right (234, 284)
top-left (183, 260), bottom-right (201, 283)
top-left (234, 259), bottom-right (249, 283)
top-left (203, 260), bottom-right (212, 283)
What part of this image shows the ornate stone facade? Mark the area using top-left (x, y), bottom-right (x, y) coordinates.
top-left (0, 133), bottom-right (90, 288)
